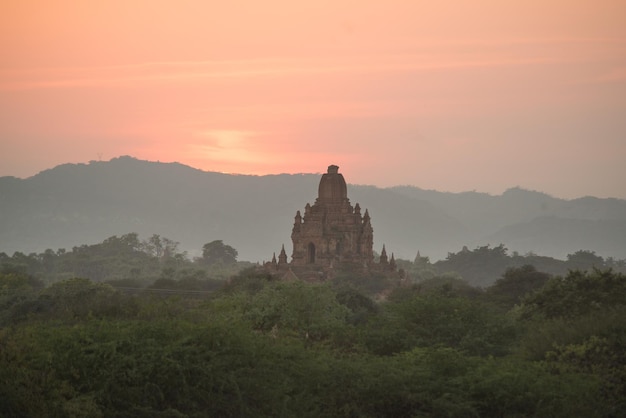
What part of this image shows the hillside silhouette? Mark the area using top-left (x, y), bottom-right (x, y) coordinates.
top-left (1, 156), bottom-right (624, 262)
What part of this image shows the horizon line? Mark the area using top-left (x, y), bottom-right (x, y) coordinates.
top-left (2, 155), bottom-right (622, 201)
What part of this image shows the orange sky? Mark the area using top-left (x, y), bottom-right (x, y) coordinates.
top-left (1, 0), bottom-right (625, 198)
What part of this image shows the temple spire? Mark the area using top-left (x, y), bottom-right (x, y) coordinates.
top-left (317, 165), bottom-right (348, 202)
top-left (379, 244), bottom-right (388, 265)
top-left (363, 209), bottom-right (370, 224)
top-left (278, 244), bottom-right (288, 264)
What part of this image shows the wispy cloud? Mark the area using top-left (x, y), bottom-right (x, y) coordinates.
top-left (0, 57), bottom-right (569, 91)
top-left (3, 37), bottom-right (622, 91)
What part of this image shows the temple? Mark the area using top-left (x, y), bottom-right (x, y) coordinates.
top-left (291, 164), bottom-right (374, 267)
top-left (266, 165), bottom-right (397, 280)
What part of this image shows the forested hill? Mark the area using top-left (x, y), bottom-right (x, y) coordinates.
top-left (1, 156), bottom-right (625, 262)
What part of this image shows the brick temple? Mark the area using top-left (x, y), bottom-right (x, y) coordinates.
top-left (266, 165), bottom-right (397, 280)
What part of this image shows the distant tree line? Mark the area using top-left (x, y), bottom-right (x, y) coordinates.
top-left (0, 233), bottom-right (250, 290)
top-left (1, 233), bottom-right (623, 290)
top-left (396, 244), bottom-right (625, 287)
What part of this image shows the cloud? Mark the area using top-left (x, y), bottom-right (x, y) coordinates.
top-left (3, 37), bottom-right (621, 91)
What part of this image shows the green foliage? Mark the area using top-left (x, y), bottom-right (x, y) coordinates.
top-left (0, 318), bottom-right (605, 418)
top-left (566, 250), bottom-right (605, 271)
top-left (0, 271), bottom-right (44, 326)
top-left (140, 234), bottom-right (181, 260)
top-left (518, 268), bottom-right (626, 320)
top-left (331, 268), bottom-right (395, 296)
top-left (335, 286), bottom-right (379, 325)
top-left (512, 269), bottom-right (626, 413)
top-left (0, 319), bottom-right (303, 417)
top-left (0, 268), bottom-right (621, 417)
top-left (0, 270), bottom-right (44, 298)
top-left (220, 267), bottom-right (278, 295)
top-left (363, 293), bottom-right (517, 357)
top-left (201, 239), bottom-right (238, 265)
top-left (516, 307), bottom-right (625, 360)
top-left (485, 264), bottom-right (551, 309)
top-left (461, 355), bottom-right (605, 417)
top-left (393, 254), bottom-right (437, 282)
top-left (434, 245), bottom-right (623, 287)
top-left (244, 281), bottom-right (350, 343)
top-left (0, 233), bottom-right (250, 287)
top-left (515, 309), bottom-right (626, 415)
top-left (435, 244), bottom-right (513, 286)
top-left (149, 276), bottom-right (223, 293)
top-left (401, 275), bottom-right (483, 300)
top-left (36, 278), bottom-right (139, 321)
top-left (546, 331), bottom-right (626, 415)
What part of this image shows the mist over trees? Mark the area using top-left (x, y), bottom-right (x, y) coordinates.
top-left (1, 233), bottom-right (623, 289)
top-left (0, 233), bottom-right (251, 293)
top-left (2, 156), bottom-right (625, 263)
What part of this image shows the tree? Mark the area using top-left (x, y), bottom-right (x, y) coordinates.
top-left (435, 244), bottom-right (512, 287)
top-left (486, 265), bottom-right (551, 309)
top-left (141, 234), bottom-right (164, 258)
top-left (364, 293), bottom-right (516, 356)
top-left (0, 271), bottom-right (44, 326)
top-left (566, 250), bottom-right (605, 272)
top-left (245, 281), bottom-right (349, 342)
top-left (36, 278), bottom-right (137, 320)
top-left (201, 240), bottom-right (238, 265)
top-left (518, 268), bottom-right (626, 320)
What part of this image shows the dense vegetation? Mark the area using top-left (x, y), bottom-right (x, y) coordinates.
top-left (1, 237), bottom-right (625, 417)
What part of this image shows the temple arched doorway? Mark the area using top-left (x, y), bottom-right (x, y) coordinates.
top-left (308, 242), bottom-right (316, 264)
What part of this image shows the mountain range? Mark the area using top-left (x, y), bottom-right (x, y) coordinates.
top-left (1, 156), bottom-right (625, 263)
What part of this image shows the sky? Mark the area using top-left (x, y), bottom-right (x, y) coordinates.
top-left (1, 0), bottom-right (625, 199)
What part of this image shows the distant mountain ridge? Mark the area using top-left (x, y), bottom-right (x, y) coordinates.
top-left (1, 156), bottom-right (624, 262)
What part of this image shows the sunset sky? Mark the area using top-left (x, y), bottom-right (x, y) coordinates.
top-left (1, 0), bottom-right (625, 199)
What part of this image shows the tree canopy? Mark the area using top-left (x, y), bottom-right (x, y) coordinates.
top-left (2, 266), bottom-right (624, 416)
top-left (2, 234), bottom-right (626, 416)
top-left (201, 240), bottom-right (238, 265)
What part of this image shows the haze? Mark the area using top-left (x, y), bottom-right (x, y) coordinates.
top-left (1, 0), bottom-right (625, 199)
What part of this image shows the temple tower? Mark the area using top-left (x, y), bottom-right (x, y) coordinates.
top-left (290, 165), bottom-right (374, 267)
